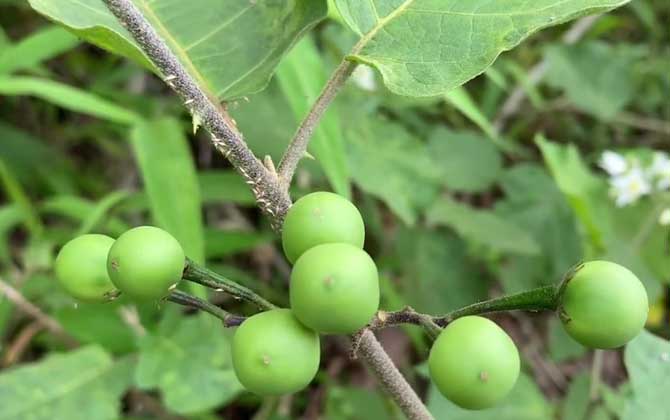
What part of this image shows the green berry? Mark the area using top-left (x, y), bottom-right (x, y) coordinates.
top-left (232, 309), bottom-right (320, 395)
top-left (559, 260), bottom-right (648, 349)
top-left (281, 192), bottom-right (365, 264)
top-left (429, 316), bottom-right (520, 410)
top-left (55, 234), bottom-right (117, 302)
top-left (290, 243), bottom-right (379, 334)
top-left (107, 226), bottom-right (185, 300)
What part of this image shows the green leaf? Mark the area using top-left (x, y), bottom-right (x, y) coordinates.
top-left (325, 386), bottom-right (393, 419)
top-left (545, 41), bottom-right (644, 120)
top-left (75, 190), bottom-right (130, 236)
top-left (199, 170), bottom-right (255, 205)
top-left (347, 116), bottom-right (441, 225)
top-left (0, 25), bottom-right (79, 74)
top-left (444, 87), bottom-right (497, 140)
top-left (28, 0), bottom-right (327, 100)
top-left (0, 346), bottom-right (132, 420)
top-left (395, 227), bottom-right (488, 314)
top-left (428, 129), bottom-right (502, 193)
top-left (135, 314), bottom-right (243, 415)
top-left (428, 373), bottom-right (553, 419)
top-left (623, 330), bottom-right (670, 420)
top-left (130, 118), bottom-right (204, 264)
top-left (334, 0), bottom-right (629, 97)
top-left (0, 158), bottom-right (42, 236)
top-left (560, 373), bottom-right (590, 420)
top-left (547, 317), bottom-right (586, 362)
top-left (0, 204), bottom-right (25, 264)
top-left (0, 76), bottom-right (141, 125)
top-left (426, 197), bottom-right (540, 255)
top-left (276, 36), bottom-right (350, 197)
top-left (40, 195), bottom-right (129, 237)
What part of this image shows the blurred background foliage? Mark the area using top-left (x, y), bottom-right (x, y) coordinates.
top-left (0, 0), bottom-right (669, 419)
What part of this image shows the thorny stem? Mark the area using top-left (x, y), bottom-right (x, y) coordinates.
top-left (182, 258), bottom-right (277, 311)
top-left (167, 289), bottom-right (245, 327)
top-left (102, 0), bottom-right (291, 230)
top-left (277, 59), bottom-right (356, 185)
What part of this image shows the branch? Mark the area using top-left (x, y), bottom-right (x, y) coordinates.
top-left (493, 15), bottom-right (599, 133)
top-left (167, 289), bottom-right (245, 327)
top-left (182, 258), bottom-right (277, 311)
top-left (102, 0), bottom-right (291, 230)
top-left (357, 330), bottom-right (434, 420)
top-left (277, 59), bottom-right (356, 185)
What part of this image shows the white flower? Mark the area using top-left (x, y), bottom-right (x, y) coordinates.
top-left (351, 65), bottom-right (377, 91)
top-left (659, 208), bottom-right (670, 226)
top-left (648, 152), bottom-right (670, 191)
top-left (599, 150), bottom-right (628, 176)
top-left (609, 164), bottom-right (652, 207)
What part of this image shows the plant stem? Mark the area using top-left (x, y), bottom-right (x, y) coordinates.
top-left (102, 0), bottom-right (291, 230)
top-left (589, 350), bottom-right (603, 401)
top-left (167, 289), bottom-right (245, 327)
top-left (433, 285), bottom-right (559, 326)
top-left (370, 307), bottom-right (442, 339)
top-left (277, 59), bottom-right (356, 185)
top-left (357, 330), bottom-right (434, 420)
top-left (182, 259), bottom-right (277, 311)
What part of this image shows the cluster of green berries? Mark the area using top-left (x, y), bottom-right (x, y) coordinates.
top-left (54, 192), bottom-right (649, 410)
top-left (55, 226), bottom-right (185, 302)
top-left (233, 192), bottom-right (380, 395)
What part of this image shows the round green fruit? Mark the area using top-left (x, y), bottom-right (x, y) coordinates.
top-left (281, 191), bottom-right (365, 264)
top-left (290, 243), bottom-right (379, 334)
top-left (107, 226), bottom-right (185, 300)
top-left (55, 234), bottom-right (117, 302)
top-left (232, 309), bottom-right (320, 395)
top-left (559, 260), bottom-right (648, 349)
top-left (428, 316), bottom-right (520, 410)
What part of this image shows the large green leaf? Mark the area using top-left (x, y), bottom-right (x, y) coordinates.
top-left (334, 0), bottom-right (629, 97)
top-left (276, 36), bottom-right (350, 198)
top-left (135, 314), bottom-right (243, 415)
top-left (426, 197), bottom-right (540, 256)
top-left (28, 0), bottom-right (327, 100)
top-left (623, 331), bottom-right (670, 420)
top-left (130, 118), bottom-right (204, 263)
top-left (0, 346), bottom-right (132, 420)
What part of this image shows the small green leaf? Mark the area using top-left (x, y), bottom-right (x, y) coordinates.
top-left (545, 41), bottom-right (644, 120)
top-left (334, 0), bottom-right (629, 97)
top-left (276, 36), bottom-right (350, 197)
top-left (28, 0), bottom-right (327, 100)
top-left (199, 170), bottom-right (256, 205)
top-left (0, 25), bottom-right (79, 74)
top-left (135, 314), bottom-right (243, 415)
top-left (205, 228), bottom-right (273, 259)
top-left (0, 76), bottom-right (141, 125)
top-left (623, 331), bottom-right (670, 420)
top-left (444, 87), bottom-right (497, 140)
top-left (0, 346), bottom-right (132, 420)
top-left (0, 159), bottom-right (42, 236)
top-left (130, 118), bottom-right (205, 264)
top-left (347, 117), bottom-right (441, 225)
top-left (75, 190), bottom-right (130, 236)
top-left (426, 197), bottom-right (540, 255)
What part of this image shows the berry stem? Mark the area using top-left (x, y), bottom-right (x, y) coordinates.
top-left (433, 285), bottom-right (559, 327)
top-left (167, 289), bottom-right (245, 327)
top-left (182, 258), bottom-right (277, 310)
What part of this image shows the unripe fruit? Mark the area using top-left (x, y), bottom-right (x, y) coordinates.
top-left (107, 226), bottom-right (185, 300)
top-left (281, 192), bottom-right (365, 264)
top-left (232, 309), bottom-right (320, 395)
top-left (429, 316), bottom-right (520, 410)
top-left (559, 260), bottom-right (648, 349)
top-left (290, 243), bottom-right (379, 334)
top-left (55, 234), bottom-right (117, 302)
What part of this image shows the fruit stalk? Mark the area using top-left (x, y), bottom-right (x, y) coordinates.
top-left (167, 289), bottom-right (245, 327)
top-left (433, 285), bottom-right (559, 327)
top-left (182, 258), bottom-right (277, 310)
